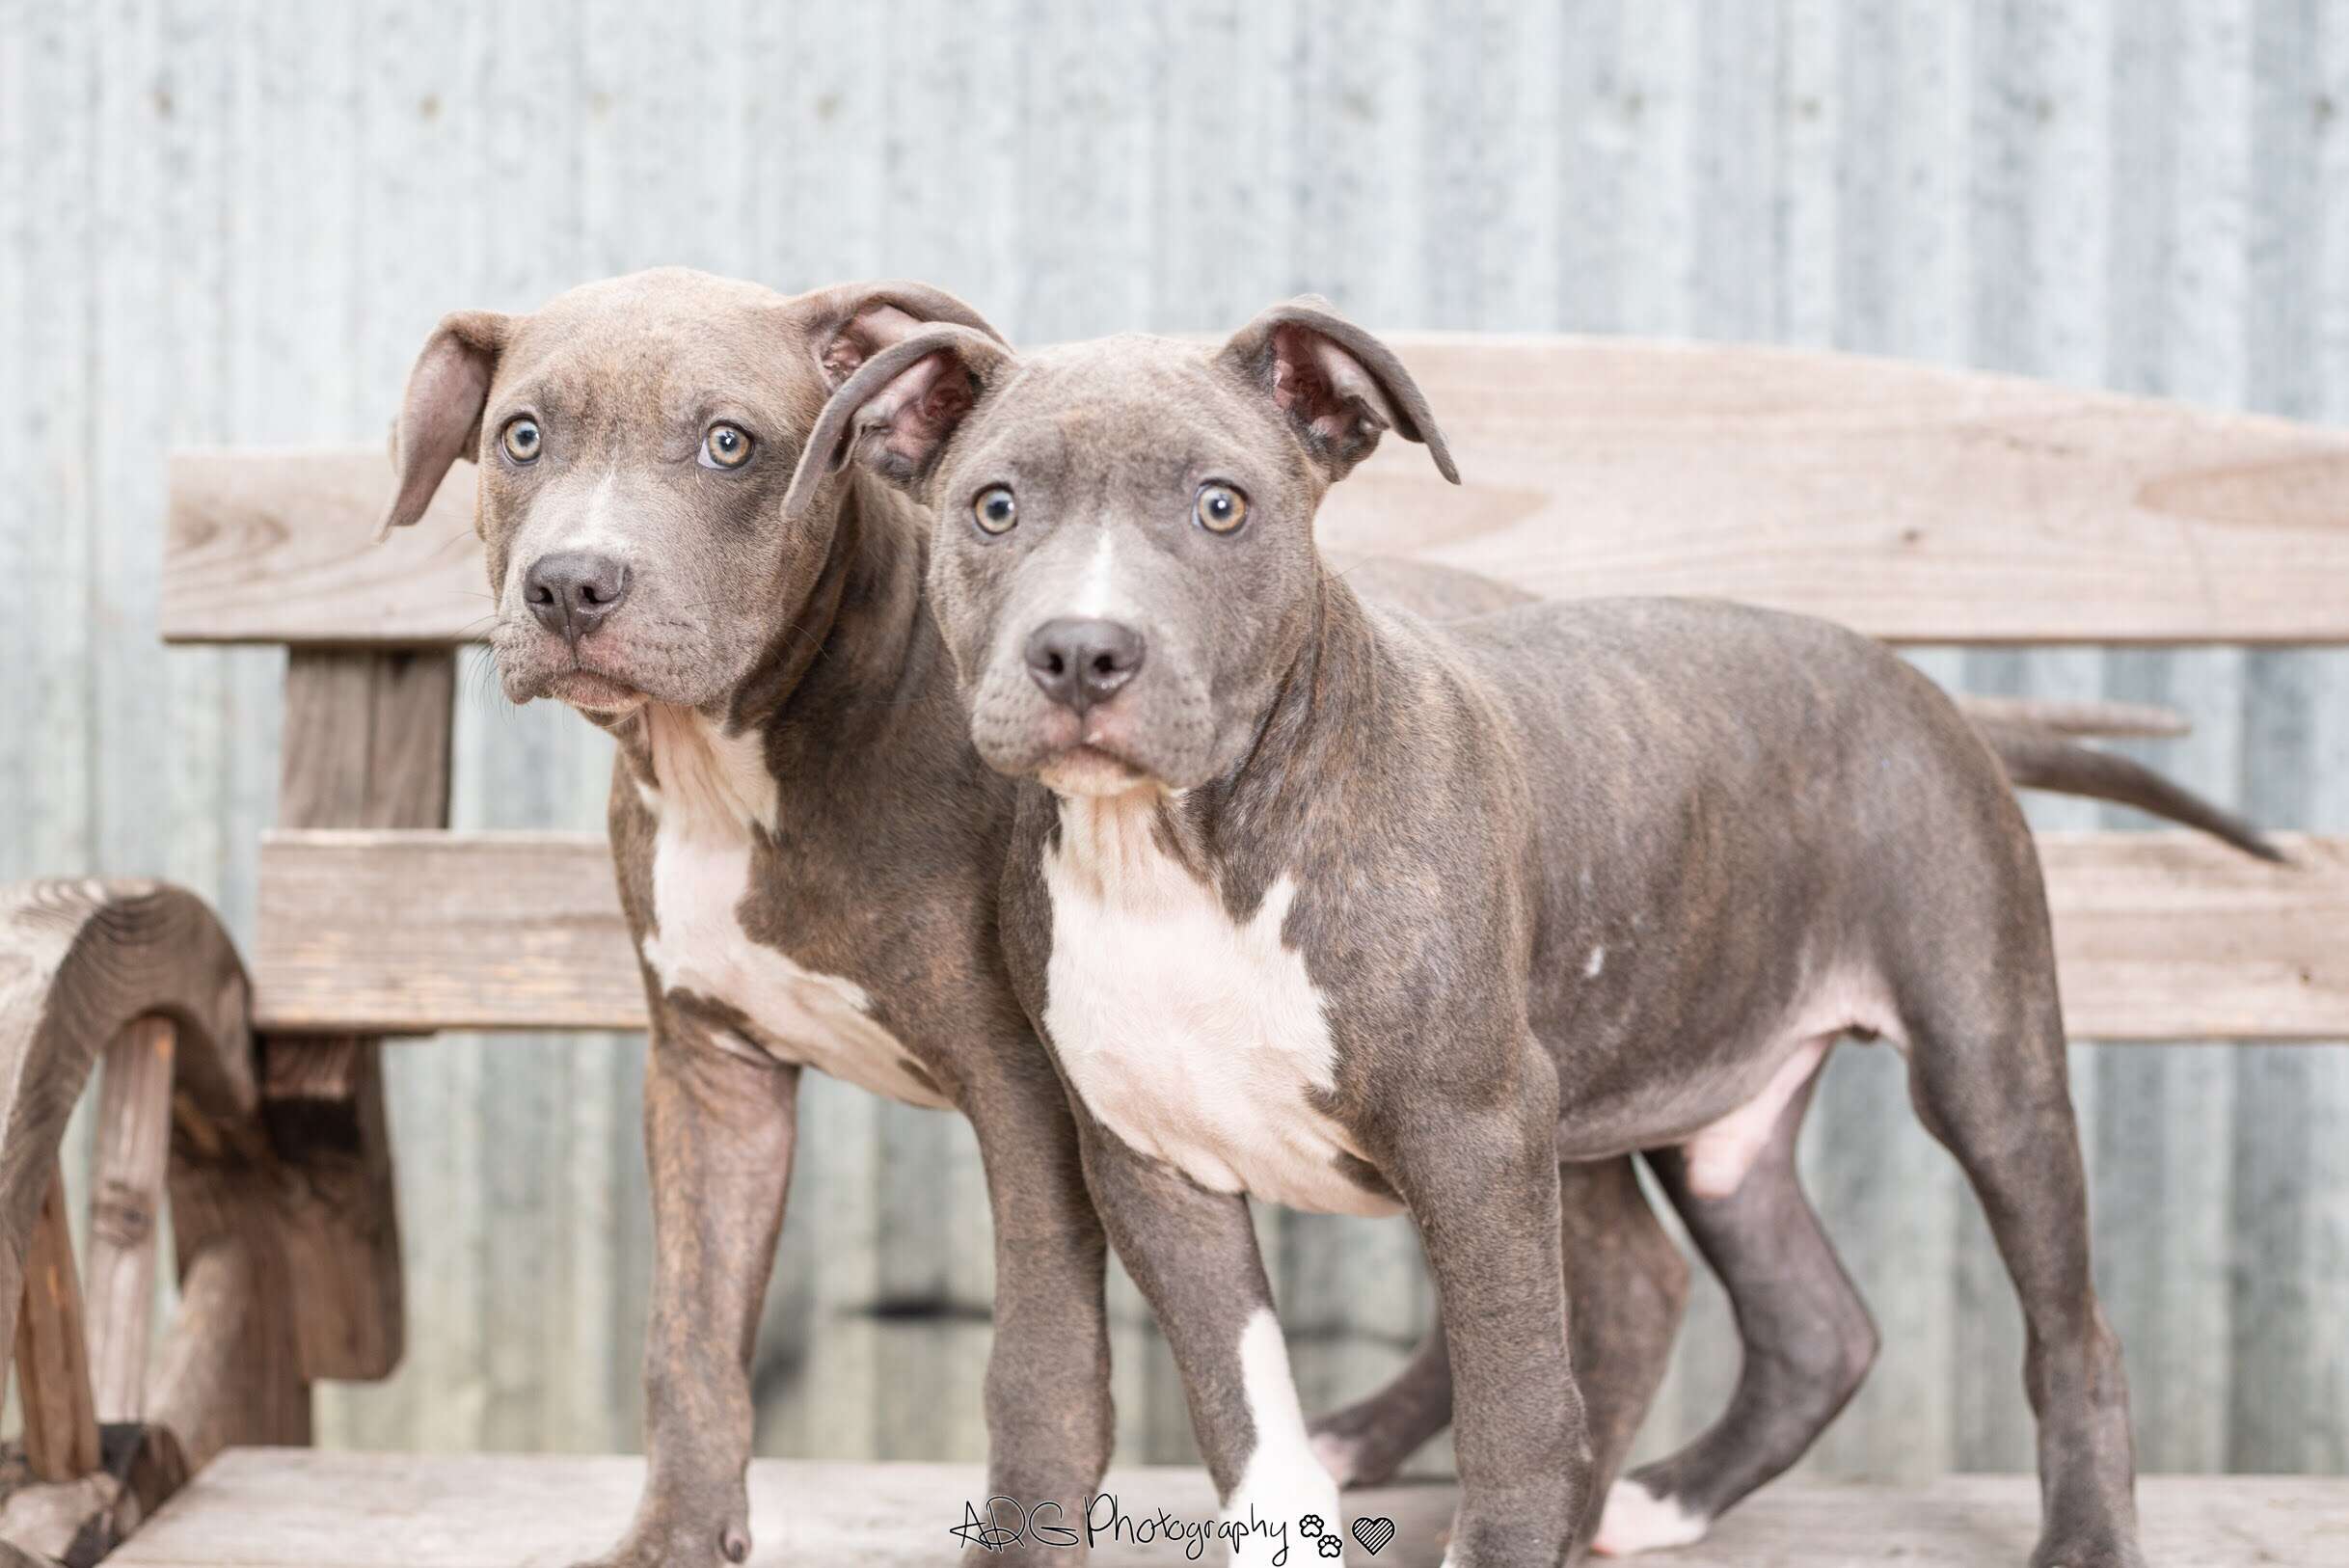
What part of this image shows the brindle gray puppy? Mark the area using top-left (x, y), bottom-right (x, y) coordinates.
top-left (377, 268), bottom-right (1120, 1568)
top-left (791, 306), bottom-right (2274, 1568)
top-left (375, 270), bottom-right (1694, 1567)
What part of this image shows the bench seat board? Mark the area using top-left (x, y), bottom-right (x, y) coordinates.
top-left (162, 338), bottom-right (2349, 649)
top-left (110, 1449), bottom-right (2349, 1567)
top-left (253, 829), bottom-right (2349, 1041)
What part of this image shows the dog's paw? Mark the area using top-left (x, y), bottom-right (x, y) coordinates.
top-left (1306, 1405), bottom-right (1418, 1490)
top-left (1589, 1478), bottom-right (1708, 1556)
top-left (565, 1518), bottom-right (751, 1568)
top-left (2029, 1534), bottom-right (2149, 1568)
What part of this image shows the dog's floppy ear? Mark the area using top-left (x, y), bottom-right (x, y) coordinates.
top-left (377, 309), bottom-right (508, 541)
top-left (1216, 296), bottom-right (1458, 485)
top-left (811, 280), bottom-right (1009, 389)
top-left (784, 325), bottom-right (1016, 524)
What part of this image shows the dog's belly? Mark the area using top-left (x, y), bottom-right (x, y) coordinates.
top-left (1041, 802), bottom-right (1400, 1219)
top-left (1548, 961), bottom-right (1901, 1176)
top-left (642, 820), bottom-right (950, 1111)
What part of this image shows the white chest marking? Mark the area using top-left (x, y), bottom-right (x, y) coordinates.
top-left (635, 708), bottom-right (947, 1110)
top-left (1226, 1309), bottom-right (1346, 1563)
top-left (1040, 795), bottom-right (1398, 1218)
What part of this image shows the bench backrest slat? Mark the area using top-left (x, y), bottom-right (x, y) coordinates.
top-left (254, 830), bottom-right (2349, 1042)
top-left (163, 337), bottom-right (2349, 649)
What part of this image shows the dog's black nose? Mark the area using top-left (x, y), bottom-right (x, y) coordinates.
top-left (524, 552), bottom-right (631, 639)
top-left (1026, 618), bottom-right (1146, 713)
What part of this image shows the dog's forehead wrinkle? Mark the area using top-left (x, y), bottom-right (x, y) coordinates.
top-left (502, 280), bottom-right (825, 443)
top-left (972, 353), bottom-right (1265, 504)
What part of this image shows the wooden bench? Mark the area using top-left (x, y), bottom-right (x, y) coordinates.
top-left (3, 336), bottom-right (2344, 1564)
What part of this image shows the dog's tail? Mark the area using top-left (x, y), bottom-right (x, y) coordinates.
top-left (1968, 716), bottom-right (2283, 863)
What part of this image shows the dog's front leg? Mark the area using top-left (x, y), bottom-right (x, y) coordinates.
top-left (573, 1013), bottom-right (799, 1568)
top-left (1072, 1109), bottom-right (1343, 1565)
top-left (961, 1067), bottom-right (1115, 1563)
top-left (1394, 1071), bottom-right (1587, 1568)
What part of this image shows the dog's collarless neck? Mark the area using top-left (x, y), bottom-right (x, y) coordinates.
top-left (1223, 563), bottom-right (1383, 810)
top-left (726, 477), bottom-right (934, 737)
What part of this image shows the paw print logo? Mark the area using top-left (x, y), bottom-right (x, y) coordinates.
top-left (1317, 1534), bottom-right (1344, 1558)
top-left (1298, 1514), bottom-right (1327, 1539)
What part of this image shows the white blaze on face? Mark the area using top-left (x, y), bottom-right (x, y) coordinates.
top-left (507, 465), bottom-right (635, 620)
top-left (635, 706), bottom-right (948, 1109)
top-left (1226, 1309), bottom-right (1347, 1565)
top-left (1071, 527), bottom-right (1123, 618)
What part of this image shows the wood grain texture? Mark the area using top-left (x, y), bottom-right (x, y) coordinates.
top-left (253, 833), bottom-right (643, 1035)
top-left (109, 1450), bottom-right (2349, 1568)
top-left (160, 447), bottom-right (483, 650)
top-left (0, 876), bottom-right (303, 1545)
top-left (85, 1018), bottom-right (176, 1423)
top-left (0, 880), bottom-right (257, 1367)
top-left (144, 1235), bottom-right (309, 1478)
top-left (159, 349), bottom-right (2349, 648)
top-left (259, 649), bottom-right (453, 1384)
top-left (12, 1161), bottom-right (100, 1482)
top-left (250, 828), bottom-right (2348, 1041)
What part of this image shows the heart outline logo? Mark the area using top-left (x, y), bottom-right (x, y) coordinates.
top-left (1350, 1515), bottom-right (1396, 1555)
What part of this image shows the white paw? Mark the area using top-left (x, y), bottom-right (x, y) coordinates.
top-left (1590, 1479), bottom-right (1709, 1557)
top-left (1310, 1430), bottom-right (1365, 1488)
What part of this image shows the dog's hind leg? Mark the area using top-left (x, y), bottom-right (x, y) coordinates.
top-left (1310, 1153), bottom-right (1688, 1506)
top-left (1308, 1316), bottom-right (1453, 1489)
top-left (1899, 957), bottom-right (2144, 1567)
top-left (1595, 1050), bottom-right (1877, 1555)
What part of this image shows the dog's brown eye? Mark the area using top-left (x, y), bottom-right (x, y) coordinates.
top-left (974, 486), bottom-right (1017, 534)
top-left (1195, 482), bottom-right (1247, 534)
top-left (500, 418), bottom-right (542, 463)
top-left (701, 422), bottom-right (754, 470)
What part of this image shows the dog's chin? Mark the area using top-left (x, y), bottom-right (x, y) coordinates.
top-left (972, 687), bottom-right (1211, 796)
top-left (1034, 745), bottom-right (1157, 800)
top-left (500, 652), bottom-right (652, 716)
top-left (542, 668), bottom-right (650, 716)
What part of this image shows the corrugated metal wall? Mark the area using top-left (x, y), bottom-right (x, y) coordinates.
top-left (2, 0), bottom-right (2342, 1478)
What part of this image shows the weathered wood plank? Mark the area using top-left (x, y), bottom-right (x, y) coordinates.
top-left (161, 447), bottom-right (482, 649)
top-left (259, 649), bottom-right (452, 1384)
top-left (108, 1450), bottom-right (2349, 1567)
top-left (85, 1017), bottom-right (176, 1423)
top-left (257, 1037), bottom-right (402, 1387)
top-left (252, 829), bottom-right (2348, 1041)
top-left (143, 1232), bottom-right (309, 1478)
top-left (12, 1161), bottom-right (101, 1482)
top-left (161, 338), bottom-right (2349, 648)
top-left (253, 832), bottom-right (642, 1035)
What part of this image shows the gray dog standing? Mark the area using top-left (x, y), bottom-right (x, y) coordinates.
top-left (379, 269), bottom-right (1129, 1567)
top-left (790, 303), bottom-right (2274, 1567)
top-left (375, 270), bottom-right (1713, 1566)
